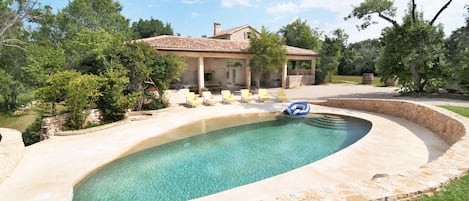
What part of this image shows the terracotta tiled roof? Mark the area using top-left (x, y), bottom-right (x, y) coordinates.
top-left (139, 35), bottom-right (319, 56)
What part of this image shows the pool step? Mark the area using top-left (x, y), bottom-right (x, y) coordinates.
top-left (306, 114), bottom-right (351, 129)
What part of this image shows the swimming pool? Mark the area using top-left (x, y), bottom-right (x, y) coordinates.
top-left (73, 113), bottom-right (371, 201)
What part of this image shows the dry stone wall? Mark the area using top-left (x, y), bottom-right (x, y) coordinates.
top-left (41, 109), bottom-right (103, 140)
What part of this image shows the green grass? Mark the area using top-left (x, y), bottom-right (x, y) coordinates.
top-left (417, 105), bottom-right (469, 200)
top-left (330, 75), bottom-right (385, 86)
top-left (439, 105), bottom-right (469, 117)
top-left (0, 109), bottom-right (40, 132)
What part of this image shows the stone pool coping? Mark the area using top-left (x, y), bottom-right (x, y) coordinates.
top-left (0, 99), bottom-right (466, 201)
top-left (0, 128), bottom-right (24, 184)
top-left (273, 98), bottom-right (469, 201)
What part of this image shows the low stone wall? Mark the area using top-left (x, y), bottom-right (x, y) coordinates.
top-left (274, 98), bottom-right (469, 200)
top-left (0, 128), bottom-right (25, 185)
top-left (314, 99), bottom-right (465, 144)
top-left (41, 109), bottom-right (103, 140)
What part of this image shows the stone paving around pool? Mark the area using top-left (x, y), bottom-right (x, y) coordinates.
top-left (0, 84), bottom-right (468, 201)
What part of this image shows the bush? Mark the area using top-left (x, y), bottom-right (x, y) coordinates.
top-left (22, 116), bottom-right (42, 146)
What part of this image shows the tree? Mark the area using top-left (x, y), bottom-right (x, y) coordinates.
top-left (65, 74), bottom-right (103, 129)
top-left (338, 39), bottom-right (381, 75)
top-left (278, 19), bottom-right (322, 70)
top-left (37, 70), bottom-right (81, 115)
top-left (347, 0), bottom-right (453, 93)
top-left (279, 18), bottom-right (322, 50)
top-left (0, 0), bottom-right (38, 49)
top-left (248, 26), bottom-right (287, 88)
top-left (316, 29), bottom-right (348, 84)
top-left (445, 8), bottom-right (469, 93)
top-left (131, 18), bottom-right (174, 39)
top-left (57, 0), bottom-right (130, 40)
top-left (118, 42), bottom-right (185, 110)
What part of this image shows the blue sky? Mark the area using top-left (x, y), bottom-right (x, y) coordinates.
top-left (39, 0), bottom-right (467, 43)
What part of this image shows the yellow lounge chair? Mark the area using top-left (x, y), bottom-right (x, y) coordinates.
top-left (277, 88), bottom-right (288, 102)
top-left (258, 88), bottom-right (271, 102)
top-left (202, 91), bottom-right (218, 106)
top-left (185, 92), bottom-right (203, 107)
top-left (221, 90), bottom-right (237, 104)
top-left (240, 89), bottom-right (255, 102)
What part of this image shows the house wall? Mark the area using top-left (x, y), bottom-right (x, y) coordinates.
top-left (181, 58), bottom-right (198, 86)
top-left (230, 27), bottom-right (254, 41)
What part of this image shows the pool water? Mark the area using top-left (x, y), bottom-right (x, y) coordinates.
top-left (73, 113), bottom-right (371, 201)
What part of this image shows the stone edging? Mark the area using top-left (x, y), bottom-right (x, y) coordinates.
top-left (54, 118), bottom-right (131, 136)
top-left (0, 128), bottom-right (25, 185)
top-left (275, 98), bottom-right (469, 200)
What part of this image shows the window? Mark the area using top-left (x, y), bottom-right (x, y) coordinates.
top-left (244, 32), bottom-right (252, 39)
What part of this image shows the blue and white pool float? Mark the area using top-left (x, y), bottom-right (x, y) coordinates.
top-left (283, 102), bottom-right (310, 116)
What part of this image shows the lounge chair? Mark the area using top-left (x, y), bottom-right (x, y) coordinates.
top-left (221, 90), bottom-right (237, 104)
top-left (185, 92), bottom-right (203, 107)
top-left (277, 88), bottom-right (288, 102)
top-left (240, 89), bottom-right (255, 102)
top-left (258, 88), bottom-right (271, 102)
top-left (202, 91), bottom-right (218, 106)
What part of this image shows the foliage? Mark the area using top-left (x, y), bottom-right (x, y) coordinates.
top-left (378, 20), bottom-right (448, 93)
top-left (278, 18), bottom-right (322, 71)
top-left (348, 0), bottom-right (453, 93)
top-left (57, 0), bottom-right (130, 39)
top-left (131, 17), bottom-right (174, 39)
top-left (0, 0), bottom-right (38, 49)
top-left (65, 28), bottom-right (124, 74)
top-left (24, 43), bottom-right (66, 87)
top-left (316, 29), bottom-right (348, 84)
top-left (36, 70), bottom-right (81, 115)
top-left (339, 39), bottom-right (381, 75)
top-left (248, 26), bottom-right (287, 88)
top-left (21, 116), bottom-right (42, 146)
top-left (118, 41), bottom-right (185, 110)
top-left (445, 21), bottom-right (469, 93)
top-left (279, 18), bottom-right (322, 50)
top-left (331, 75), bottom-right (383, 86)
top-left (64, 74), bottom-right (103, 129)
top-left (96, 70), bottom-right (135, 122)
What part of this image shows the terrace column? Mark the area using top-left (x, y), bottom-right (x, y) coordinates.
top-left (310, 58), bottom-right (316, 84)
top-left (198, 56), bottom-right (205, 94)
top-left (281, 61), bottom-right (288, 89)
top-left (245, 58), bottom-right (251, 90)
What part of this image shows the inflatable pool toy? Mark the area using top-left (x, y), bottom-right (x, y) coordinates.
top-left (283, 102), bottom-right (310, 116)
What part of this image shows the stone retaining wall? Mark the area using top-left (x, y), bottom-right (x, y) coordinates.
top-left (0, 128), bottom-right (25, 185)
top-left (41, 109), bottom-right (103, 139)
top-left (275, 98), bottom-right (469, 200)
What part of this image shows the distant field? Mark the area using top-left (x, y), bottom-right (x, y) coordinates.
top-left (331, 75), bottom-right (384, 86)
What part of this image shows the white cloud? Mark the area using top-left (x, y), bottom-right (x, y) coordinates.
top-left (182, 0), bottom-right (202, 4)
top-left (221, 0), bottom-right (251, 8)
top-left (191, 12), bottom-right (200, 18)
top-left (266, 2), bottom-right (299, 14)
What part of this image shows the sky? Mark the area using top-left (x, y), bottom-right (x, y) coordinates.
top-left (39, 0), bottom-right (467, 43)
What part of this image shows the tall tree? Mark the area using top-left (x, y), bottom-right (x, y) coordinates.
top-left (316, 29), bottom-right (348, 84)
top-left (338, 39), bottom-right (381, 75)
top-left (279, 19), bottom-right (322, 70)
top-left (131, 18), bottom-right (174, 39)
top-left (248, 26), bottom-right (287, 88)
top-left (57, 0), bottom-right (130, 40)
top-left (347, 0), bottom-right (452, 93)
top-left (445, 7), bottom-right (469, 93)
top-left (0, 0), bottom-right (38, 49)
top-left (278, 18), bottom-right (322, 50)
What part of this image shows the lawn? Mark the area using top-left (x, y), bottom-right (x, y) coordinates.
top-left (330, 75), bottom-right (385, 86)
top-left (417, 105), bottom-right (469, 201)
top-left (0, 109), bottom-right (40, 132)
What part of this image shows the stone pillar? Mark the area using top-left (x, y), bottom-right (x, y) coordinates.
top-left (281, 61), bottom-right (288, 89)
top-left (198, 56), bottom-right (205, 94)
top-left (311, 58), bottom-right (316, 84)
top-left (245, 58), bottom-right (251, 89)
